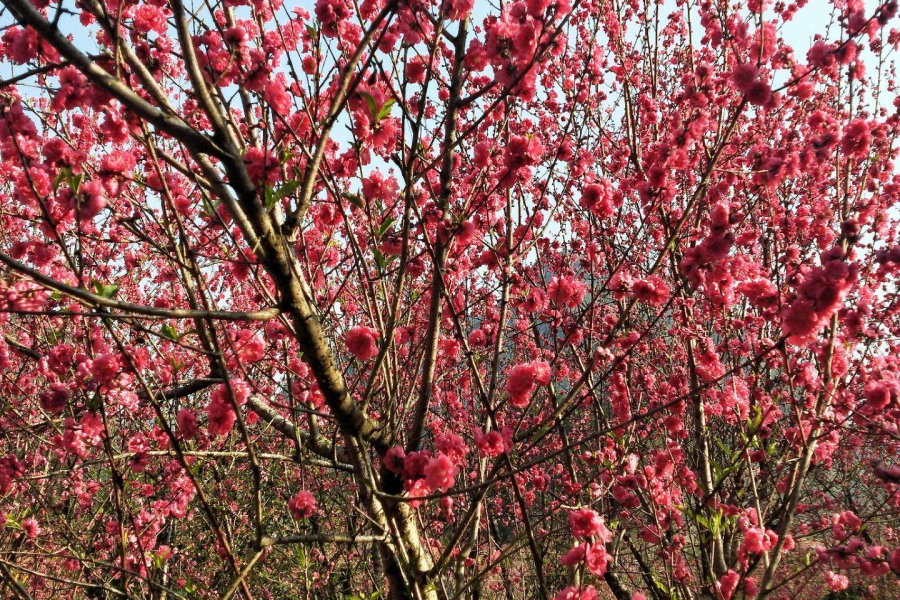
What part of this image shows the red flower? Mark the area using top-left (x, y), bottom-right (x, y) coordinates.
top-left (423, 454), bottom-right (458, 492)
top-left (39, 383), bottom-right (69, 414)
top-left (289, 489), bottom-right (318, 519)
top-left (568, 508), bottom-right (611, 541)
top-left (506, 360), bottom-right (551, 407)
top-left (346, 326), bottom-right (379, 361)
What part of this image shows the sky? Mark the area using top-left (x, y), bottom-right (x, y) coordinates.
top-left (1, 0), bottom-right (888, 105)
top-left (1, 0), bottom-right (892, 177)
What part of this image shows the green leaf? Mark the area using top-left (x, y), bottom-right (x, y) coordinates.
top-left (91, 279), bottom-right (119, 299)
top-left (747, 405), bottom-right (764, 433)
top-left (359, 92), bottom-right (378, 120)
top-left (295, 545), bottom-right (308, 568)
top-left (53, 169), bottom-right (67, 192)
top-left (373, 247), bottom-right (386, 271)
top-left (376, 99), bottom-right (396, 121)
top-left (161, 324), bottom-right (180, 341)
top-left (714, 464), bottom-right (738, 487)
top-left (376, 217), bottom-right (396, 240)
top-left (52, 167), bottom-right (84, 194)
top-left (344, 193), bottom-right (364, 210)
top-left (67, 171), bottom-right (84, 195)
top-left (200, 194), bottom-right (219, 220)
top-left (265, 180), bottom-right (301, 209)
top-left (714, 437), bottom-right (735, 461)
top-left (708, 512), bottom-right (723, 536)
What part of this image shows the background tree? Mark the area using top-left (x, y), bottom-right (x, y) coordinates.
top-left (1, 0), bottom-right (900, 599)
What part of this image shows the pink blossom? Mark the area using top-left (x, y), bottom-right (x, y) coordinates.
top-left (824, 571), bottom-right (849, 592)
top-left (632, 276), bottom-right (670, 306)
top-left (506, 360), bottom-right (551, 406)
top-left (863, 380), bottom-right (897, 412)
top-left (560, 544), bottom-right (586, 565)
top-left (90, 353), bottom-right (121, 386)
top-left (580, 181), bottom-right (615, 218)
top-left (568, 508), bottom-right (611, 540)
top-left (435, 432), bottom-right (469, 464)
top-left (264, 76), bottom-right (293, 116)
top-left (314, 0), bottom-right (353, 37)
top-left (231, 330), bottom-right (266, 364)
top-left (39, 383), bottom-right (69, 414)
top-left (548, 276), bottom-right (586, 307)
top-left (718, 570), bottom-right (740, 600)
top-left (383, 446), bottom-right (406, 473)
top-left (205, 397), bottom-right (236, 437)
top-left (0, 455), bottom-right (25, 495)
top-left (555, 586), bottom-right (598, 600)
top-left (443, 0), bottom-right (475, 20)
top-left (289, 489), bottom-right (318, 519)
top-left (177, 409), bottom-right (199, 439)
top-left (423, 454), bottom-right (458, 492)
top-left (346, 327), bottom-right (379, 361)
top-left (2, 27), bottom-right (39, 64)
top-left (584, 543), bottom-right (609, 576)
top-left (133, 4), bottom-right (168, 33)
top-left (474, 428), bottom-right (509, 457)
top-left (731, 63), bottom-right (759, 93)
top-left (21, 517), bottom-right (40, 538)
top-left (741, 527), bottom-right (777, 555)
top-left (841, 119), bottom-right (871, 160)
top-left (243, 147), bottom-right (281, 185)
top-left (782, 249), bottom-right (854, 346)
top-left (77, 180), bottom-right (107, 222)
top-left (890, 548), bottom-right (900, 574)
top-left (403, 450), bottom-right (432, 481)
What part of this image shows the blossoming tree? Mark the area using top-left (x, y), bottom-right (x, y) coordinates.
top-left (1, 0), bottom-right (900, 598)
